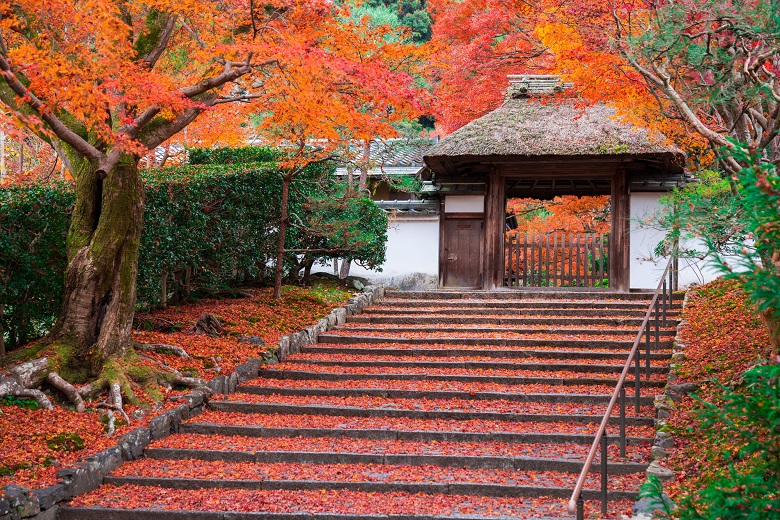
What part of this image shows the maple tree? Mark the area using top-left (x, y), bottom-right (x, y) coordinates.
top-left (0, 1), bottom-right (425, 412)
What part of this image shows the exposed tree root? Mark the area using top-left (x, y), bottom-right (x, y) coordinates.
top-left (137, 354), bottom-right (208, 390)
top-left (172, 375), bottom-right (208, 388)
top-left (0, 358), bottom-right (54, 410)
top-left (133, 342), bottom-right (191, 359)
top-left (46, 372), bottom-right (86, 412)
top-left (1, 341), bottom-right (206, 434)
top-left (104, 410), bottom-right (117, 437)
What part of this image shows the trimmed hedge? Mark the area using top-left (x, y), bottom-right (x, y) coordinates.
top-left (187, 146), bottom-right (280, 165)
top-left (0, 183), bottom-right (72, 347)
top-left (0, 162), bottom-right (386, 349)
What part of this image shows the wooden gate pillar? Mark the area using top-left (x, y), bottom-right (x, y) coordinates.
top-left (610, 168), bottom-right (630, 292)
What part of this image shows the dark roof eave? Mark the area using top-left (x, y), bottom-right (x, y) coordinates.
top-left (424, 151), bottom-right (685, 176)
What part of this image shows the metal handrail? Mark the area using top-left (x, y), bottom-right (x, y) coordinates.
top-left (567, 258), bottom-right (676, 517)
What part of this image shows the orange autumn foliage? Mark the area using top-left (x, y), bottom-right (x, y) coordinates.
top-left (428, 0), bottom-right (707, 156)
top-left (507, 196), bottom-right (610, 235)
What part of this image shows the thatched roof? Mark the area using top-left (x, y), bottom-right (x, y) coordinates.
top-left (424, 79), bottom-right (683, 172)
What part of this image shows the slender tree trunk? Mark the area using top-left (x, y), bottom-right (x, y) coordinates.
top-left (0, 304), bottom-right (5, 356)
top-left (18, 137), bottom-right (23, 177)
top-left (0, 130), bottom-right (5, 180)
top-left (274, 173), bottom-right (292, 300)
top-left (51, 154), bottom-right (145, 375)
top-left (359, 139), bottom-right (371, 191)
top-left (339, 258), bottom-right (351, 279)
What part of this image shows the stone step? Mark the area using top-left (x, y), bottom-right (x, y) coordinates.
top-left (334, 325), bottom-right (676, 337)
top-left (236, 384), bottom-right (658, 405)
top-left (104, 457), bottom-right (644, 497)
top-left (317, 333), bottom-right (674, 350)
top-left (207, 400), bottom-right (654, 426)
top-left (348, 315), bottom-right (679, 326)
top-left (101, 476), bottom-right (638, 502)
top-left (211, 392), bottom-right (653, 419)
top-left (384, 290), bottom-right (658, 300)
top-left (374, 300), bottom-right (655, 310)
top-left (181, 422), bottom-right (654, 446)
top-left (144, 448), bottom-right (648, 474)
top-left (61, 487), bottom-right (609, 520)
top-left (279, 357), bottom-right (669, 375)
top-left (187, 410), bottom-right (654, 439)
top-left (259, 368), bottom-right (667, 388)
top-left (302, 345), bottom-right (673, 362)
top-left (364, 307), bottom-right (665, 317)
top-left (60, 507), bottom-right (574, 520)
top-left (234, 376), bottom-right (662, 397)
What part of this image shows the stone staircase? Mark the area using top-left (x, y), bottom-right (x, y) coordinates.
top-left (60, 290), bottom-right (678, 519)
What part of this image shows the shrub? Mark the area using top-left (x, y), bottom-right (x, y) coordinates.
top-left (1, 160), bottom-right (387, 349)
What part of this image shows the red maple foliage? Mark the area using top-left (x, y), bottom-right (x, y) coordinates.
top-left (663, 278), bottom-right (771, 499)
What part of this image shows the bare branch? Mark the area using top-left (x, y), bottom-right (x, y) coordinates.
top-left (181, 18), bottom-right (207, 49)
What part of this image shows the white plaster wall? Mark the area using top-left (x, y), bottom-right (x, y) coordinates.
top-left (315, 215), bottom-right (440, 288)
top-left (444, 195), bottom-right (485, 213)
top-left (630, 192), bottom-right (727, 289)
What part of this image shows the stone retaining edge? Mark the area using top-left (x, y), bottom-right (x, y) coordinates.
top-left (0, 285), bottom-right (385, 520)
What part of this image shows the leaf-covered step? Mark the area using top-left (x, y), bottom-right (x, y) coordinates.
top-left (105, 459), bottom-right (642, 498)
top-left (237, 382), bottom-right (659, 405)
top-left (207, 400), bottom-right (653, 427)
top-left (185, 409), bottom-right (656, 439)
top-left (143, 434), bottom-right (648, 473)
top-left (335, 324), bottom-right (652, 336)
top-left (365, 308), bottom-right (656, 318)
top-left (210, 392), bottom-right (653, 418)
top-left (261, 364), bottom-right (669, 384)
top-left (282, 354), bottom-right (670, 375)
top-left (63, 485), bottom-right (636, 519)
top-left (317, 333), bottom-right (674, 349)
top-left (382, 290), bottom-right (657, 301)
top-left (348, 315), bottom-right (678, 327)
top-left (301, 345), bottom-right (673, 362)
top-left (238, 376), bottom-right (662, 399)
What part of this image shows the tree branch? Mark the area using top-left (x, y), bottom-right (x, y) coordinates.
top-left (0, 55), bottom-right (102, 160)
top-left (141, 14), bottom-right (178, 69)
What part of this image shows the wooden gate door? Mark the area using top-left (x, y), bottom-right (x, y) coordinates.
top-left (442, 217), bottom-right (483, 288)
top-left (503, 232), bottom-right (609, 288)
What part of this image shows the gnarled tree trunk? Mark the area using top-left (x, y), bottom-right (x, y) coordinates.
top-left (51, 154), bottom-right (145, 375)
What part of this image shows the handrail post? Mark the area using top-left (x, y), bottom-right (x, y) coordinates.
top-left (662, 278), bottom-right (668, 326)
top-left (634, 348), bottom-right (640, 413)
top-left (654, 297), bottom-right (660, 351)
top-left (619, 385), bottom-right (626, 458)
top-left (601, 432), bottom-right (609, 516)
top-left (646, 313), bottom-right (651, 379)
top-left (577, 495), bottom-right (584, 520)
